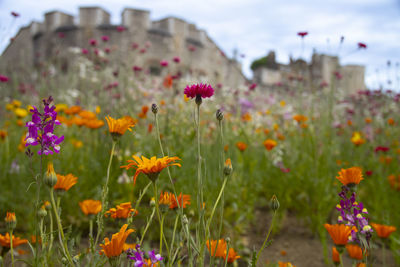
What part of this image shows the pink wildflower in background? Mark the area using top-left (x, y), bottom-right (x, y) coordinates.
top-left (297, 31), bottom-right (308, 38)
top-left (101, 35), bottom-right (110, 42)
top-left (173, 56), bottom-right (181, 63)
top-left (358, 42), bottom-right (367, 49)
top-left (0, 75), bottom-right (9, 82)
top-left (160, 60), bottom-right (169, 67)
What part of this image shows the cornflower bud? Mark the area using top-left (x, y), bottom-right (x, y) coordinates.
top-left (216, 109), bottom-right (224, 121)
top-left (151, 103), bottom-right (158, 114)
top-left (44, 162), bottom-right (58, 188)
top-left (5, 212), bottom-right (17, 231)
top-left (270, 195), bottom-right (280, 211)
top-left (223, 158), bottom-right (233, 176)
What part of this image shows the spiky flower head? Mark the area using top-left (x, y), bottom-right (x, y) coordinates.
top-left (184, 83), bottom-right (214, 105)
top-left (336, 167), bottom-right (364, 187)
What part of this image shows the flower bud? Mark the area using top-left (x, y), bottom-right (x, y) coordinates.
top-left (37, 207), bottom-right (47, 218)
top-left (44, 162), bottom-right (58, 188)
top-left (150, 197), bottom-right (156, 207)
top-left (216, 109), bottom-right (224, 121)
top-left (195, 95), bottom-right (202, 106)
top-left (43, 201), bottom-right (51, 210)
top-left (151, 103), bottom-right (158, 114)
top-left (223, 158), bottom-right (233, 176)
top-left (61, 257), bottom-right (68, 265)
top-left (225, 237), bottom-right (231, 244)
top-left (5, 212), bottom-right (17, 231)
top-left (269, 195), bottom-right (280, 211)
top-left (182, 215), bottom-right (189, 225)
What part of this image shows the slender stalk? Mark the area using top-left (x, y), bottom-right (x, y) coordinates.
top-left (339, 253), bottom-right (344, 267)
top-left (196, 103), bottom-right (205, 265)
top-left (49, 188), bottom-right (74, 266)
top-left (94, 141), bottom-right (117, 248)
top-left (48, 211), bottom-right (54, 253)
top-left (223, 241), bottom-right (230, 267)
top-left (255, 210), bottom-right (277, 263)
top-left (34, 150), bottom-right (43, 265)
top-left (89, 219), bottom-right (94, 253)
top-left (139, 208), bottom-right (156, 245)
top-left (169, 213), bottom-right (180, 266)
top-left (9, 230), bottom-right (14, 267)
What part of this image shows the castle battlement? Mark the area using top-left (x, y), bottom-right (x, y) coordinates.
top-left (0, 6), bottom-right (246, 87)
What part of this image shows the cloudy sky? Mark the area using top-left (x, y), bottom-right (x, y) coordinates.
top-left (0, 0), bottom-right (399, 90)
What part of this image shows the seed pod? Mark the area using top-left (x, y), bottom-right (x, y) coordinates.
top-left (270, 195), bottom-right (280, 211)
top-left (216, 109), bottom-right (224, 121)
top-left (151, 103), bottom-right (158, 114)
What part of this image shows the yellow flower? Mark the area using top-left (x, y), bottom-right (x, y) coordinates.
top-left (105, 115), bottom-right (136, 138)
top-left (121, 155), bottom-right (181, 184)
top-left (14, 108), bottom-right (28, 118)
top-left (79, 200), bottom-right (102, 216)
top-left (351, 132), bottom-right (365, 146)
top-left (55, 103), bottom-right (68, 113)
top-left (100, 224), bottom-right (134, 258)
top-left (336, 167), bottom-right (364, 186)
top-left (54, 174), bottom-right (78, 191)
top-left (95, 106), bottom-right (101, 114)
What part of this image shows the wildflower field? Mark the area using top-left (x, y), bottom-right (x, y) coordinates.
top-left (1, 25), bottom-right (400, 267)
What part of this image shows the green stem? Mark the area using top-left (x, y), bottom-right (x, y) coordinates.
top-left (223, 241), bottom-right (230, 267)
top-left (39, 218), bottom-right (45, 251)
top-left (89, 219), bottom-right (94, 253)
top-left (34, 152), bottom-right (43, 266)
top-left (50, 188), bottom-right (74, 266)
top-left (9, 230), bottom-right (14, 267)
top-left (48, 211), bottom-right (54, 253)
top-left (153, 182), bottom-right (164, 254)
top-left (339, 252), bottom-right (344, 267)
top-left (139, 208), bottom-right (156, 245)
top-left (196, 103), bottom-right (205, 265)
top-left (255, 210), bottom-right (277, 263)
top-left (169, 213), bottom-right (180, 266)
top-left (94, 141), bottom-right (117, 249)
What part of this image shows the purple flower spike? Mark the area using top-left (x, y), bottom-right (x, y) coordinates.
top-left (24, 96), bottom-right (64, 155)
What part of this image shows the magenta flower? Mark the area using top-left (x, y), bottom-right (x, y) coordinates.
top-left (184, 83), bottom-right (214, 100)
top-left (25, 96), bottom-right (64, 155)
top-left (132, 42), bottom-right (139, 49)
top-left (173, 56), bottom-right (181, 63)
top-left (249, 83), bottom-right (257, 91)
top-left (160, 60), bottom-right (168, 67)
top-left (58, 32), bottom-right (65, 38)
top-left (0, 75), bottom-right (9, 82)
top-left (374, 146), bottom-right (389, 153)
top-left (132, 66), bottom-right (142, 72)
top-left (81, 48), bottom-right (89, 55)
top-left (297, 31), bottom-right (308, 38)
top-left (358, 42), bottom-right (367, 49)
top-left (116, 26), bottom-right (126, 32)
top-left (89, 39), bottom-right (97, 46)
top-left (101, 35), bottom-right (110, 42)
top-left (11, 11), bottom-right (19, 17)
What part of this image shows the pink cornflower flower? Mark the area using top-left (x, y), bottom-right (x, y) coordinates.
top-left (116, 26), bottom-right (126, 32)
top-left (358, 42), bottom-right (367, 49)
top-left (297, 31), bottom-right (308, 37)
top-left (249, 83), bottom-right (257, 91)
top-left (0, 75), bottom-right (9, 82)
top-left (173, 56), bottom-right (181, 63)
top-left (160, 60), bottom-right (168, 67)
top-left (184, 83), bottom-right (214, 104)
top-left (101, 35), bottom-right (110, 42)
top-left (81, 48), bottom-right (89, 55)
top-left (375, 146), bottom-right (389, 153)
top-left (89, 39), bottom-right (97, 46)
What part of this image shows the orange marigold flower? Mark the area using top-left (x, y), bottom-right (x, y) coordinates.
top-left (105, 202), bottom-right (138, 219)
top-left (365, 117), bottom-right (372, 124)
top-left (388, 118), bottom-right (395, 125)
top-left (293, 114), bottom-right (308, 123)
top-left (371, 223), bottom-right (396, 238)
top-left (0, 233), bottom-right (28, 248)
top-left (100, 224), bottom-right (134, 258)
top-left (236, 142), bottom-right (247, 152)
top-left (121, 155), bottom-right (181, 184)
top-left (0, 129), bottom-right (7, 141)
top-left (78, 110), bottom-right (96, 120)
top-left (79, 200), bottom-right (102, 216)
top-left (263, 139), bottom-right (277, 151)
top-left (241, 113), bottom-right (252, 122)
top-left (278, 262), bottom-right (296, 267)
top-left (206, 239), bottom-right (240, 263)
top-left (159, 191), bottom-right (191, 209)
top-left (85, 119), bottom-right (105, 129)
top-left (332, 247), bottom-right (340, 263)
top-left (224, 145), bottom-right (229, 152)
top-left (346, 244), bottom-right (363, 260)
top-left (105, 115), bottom-right (136, 138)
top-left (54, 174), bottom-right (78, 191)
top-left (324, 224), bottom-right (352, 246)
top-left (65, 105), bottom-right (81, 115)
top-left (336, 167), bottom-right (364, 186)
top-left (351, 132), bottom-right (365, 146)
top-left (388, 175), bottom-right (400, 190)
top-left (5, 212), bottom-right (16, 224)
